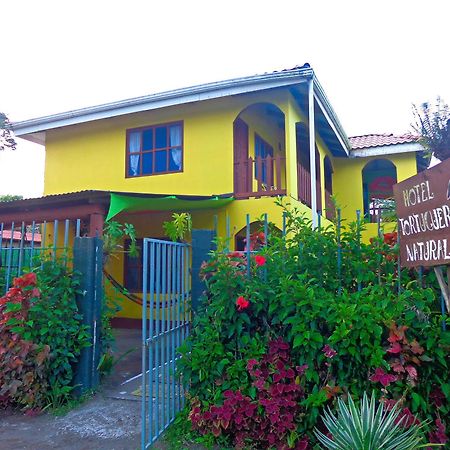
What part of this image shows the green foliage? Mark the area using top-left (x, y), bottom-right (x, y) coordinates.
top-left (0, 112), bottom-right (16, 151)
top-left (178, 201), bottom-right (449, 448)
top-left (0, 262), bottom-right (90, 411)
top-left (0, 194), bottom-right (23, 202)
top-left (315, 392), bottom-right (431, 450)
top-left (103, 221), bottom-right (138, 262)
top-left (0, 274), bottom-right (50, 410)
top-left (163, 212), bottom-right (192, 242)
top-left (412, 97), bottom-right (450, 161)
top-left (25, 261), bottom-right (90, 389)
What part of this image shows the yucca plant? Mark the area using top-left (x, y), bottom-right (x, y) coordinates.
top-left (315, 392), bottom-right (440, 450)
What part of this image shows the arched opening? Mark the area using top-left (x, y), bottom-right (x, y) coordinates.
top-left (324, 156), bottom-right (334, 220)
top-left (233, 103), bottom-right (286, 198)
top-left (296, 123), bottom-right (321, 210)
top-left (362, 159), bottom-right (397, 222)
top-left (234, 221), bottom-right (282, 251)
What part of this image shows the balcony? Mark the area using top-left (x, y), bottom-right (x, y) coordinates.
top-left (234, 154), bottom-right (286, 199)
top-left (297, 163), bottom-right (322, 211)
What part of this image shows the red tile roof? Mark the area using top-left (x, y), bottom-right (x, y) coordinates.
top-left (349, 134), bottom-right (420, 150)
top-left (1, 230), bottom-right (42, 242)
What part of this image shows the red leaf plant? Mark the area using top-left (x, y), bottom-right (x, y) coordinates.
top-left (428, 419), bottom-right (448, 446)
top-left (369, 367), bottom-right (398, 387)
top-left (382, 398), bottom-right (421, 428)
top-left (0, 273), bottom-right (50, 410)
top-left (385, 323), bottom-right (424, 384)
top-left (190, 338), bottom-right (310, 449)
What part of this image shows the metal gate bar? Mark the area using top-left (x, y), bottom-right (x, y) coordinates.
top-left (141, 238), bottom-right (190, 449)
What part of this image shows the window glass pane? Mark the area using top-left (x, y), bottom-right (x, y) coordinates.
top-left (128, 131), bottom-right (141, 153)
top-left (142, 153), bottom-right (153, 175)
top-left (169, 125), bottom-right (182, 147)
top-left (155, 150), bottom-right (167, 172)
top-left (129, 154), bottom-right (140, 176)
top-left (142, 129), bottom-right (153, 150)
top-left (169, 147), bottom-right (182, 171)
top-left (155, 127), bottom-right (167, 148)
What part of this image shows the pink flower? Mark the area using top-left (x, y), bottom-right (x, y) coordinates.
top-left (236, 296), bottom-right (250, 311)
top-left (323, 345), bottom-right (337, 359)
top-left (254, 255), bottom-right (267, 266)
top-left (369, 367), bottom-right (398, 387)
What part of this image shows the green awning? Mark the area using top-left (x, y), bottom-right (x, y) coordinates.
top-left (106, 192), bottom-right (234, 221)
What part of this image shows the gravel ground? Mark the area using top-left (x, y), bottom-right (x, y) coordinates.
top-left (0, 329), bottom-right (143, 450)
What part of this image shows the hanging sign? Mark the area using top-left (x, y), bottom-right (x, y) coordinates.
top-left (393, 158), bottom-right (450, 268)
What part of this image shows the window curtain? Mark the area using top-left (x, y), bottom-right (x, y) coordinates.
top-left (129, 132), bottom-right (140, 176)
top-left (169, 125), bottom-right (182, 169)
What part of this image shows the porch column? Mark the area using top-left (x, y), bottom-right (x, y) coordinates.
top-left (308, 79), bottom-right (318, 228)
top-left (284, 99), bottom-right (298, 199)
top-left (88, 212), bottom-right (104, 237)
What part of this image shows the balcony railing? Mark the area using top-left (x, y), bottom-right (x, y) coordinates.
top-left (297, 164), bottom-right (322, 211)
top-left (234, 154), bottom-right (286, 199)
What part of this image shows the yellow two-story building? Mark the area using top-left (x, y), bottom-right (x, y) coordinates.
top-left (5, 64), bottom-right (425, 321)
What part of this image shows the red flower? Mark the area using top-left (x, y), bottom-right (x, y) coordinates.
top-left (236, 296), bottom-right (250, 311)
top-left (254, 255), bottom-right (267, 266)
top-left (369, 367), bottom-right (397, 387)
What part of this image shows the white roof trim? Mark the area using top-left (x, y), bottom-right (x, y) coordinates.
top-left (350, 142), bottom-right (424, 157)
top-left (313, 91), bottom-right (349, 155)
top-left (13, 68), bottom-right (313, 142)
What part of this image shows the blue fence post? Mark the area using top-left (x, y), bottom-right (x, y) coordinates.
top-left (337, 209), bottom-right (342, 294)
top-left (246, 214), bottom-right (251, 278)
top-left (397, 226), bottom-right (402, 296)
top-left (356, 210), bottom-right (362, 292)
top-left (72, 236), bottom-right (103, 396)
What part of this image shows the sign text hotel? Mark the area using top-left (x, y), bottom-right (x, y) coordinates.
top-left (393, 158), bottom-right (450, 268)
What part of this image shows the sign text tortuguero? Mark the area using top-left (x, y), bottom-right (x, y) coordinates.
top-left (393, 158), bottom-right (450, 268)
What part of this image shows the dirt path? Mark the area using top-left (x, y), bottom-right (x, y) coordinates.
top-left (0, 329), bottom-right (143, 450)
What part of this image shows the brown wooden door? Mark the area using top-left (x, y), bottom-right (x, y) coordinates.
top-left (233, 118), bottom-right (249, 195)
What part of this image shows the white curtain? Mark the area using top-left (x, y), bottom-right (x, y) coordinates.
top-left (129, 131), bottom-right (140, 176)
top-left (169, 125), bottom-right (182, 169)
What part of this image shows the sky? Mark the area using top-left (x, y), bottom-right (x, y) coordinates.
top-left (1, 0), bottom-right (449, 198)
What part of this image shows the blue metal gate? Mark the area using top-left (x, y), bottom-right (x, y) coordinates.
top-left (141, 238), bottom-right (190, 449)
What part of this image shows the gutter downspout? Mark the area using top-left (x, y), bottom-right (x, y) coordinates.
top-left (308, 78), bottom-right (318, 229)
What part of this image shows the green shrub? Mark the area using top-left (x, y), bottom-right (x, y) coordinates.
top-left (178, 203), bottom-right (449, 448)
top-left (0, 262), bottom-right (90, 410)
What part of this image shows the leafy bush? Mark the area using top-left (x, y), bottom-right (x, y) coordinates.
top-left (190, 339), bottom-right (309, 449)
top-left (0, 263), bottom-right (89, 410)
top-left (178, 203), bottom-right (450, 448)
top-left (0, 273), bottom-right (50, 409)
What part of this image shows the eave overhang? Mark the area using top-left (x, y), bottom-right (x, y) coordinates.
top-left (13, 67), bottom-right (315, 145)
top-left (350, 142), bottom-right (424, 158)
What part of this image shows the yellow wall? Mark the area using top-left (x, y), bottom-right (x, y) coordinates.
top-left (44, 90), bottom-right (290, 197)
top-left (332, 152), bottom-right (417, 239)
top-left (108, 197), bottom-right (311, 319)
top-left (42, 86), bottom-right (421, 319)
